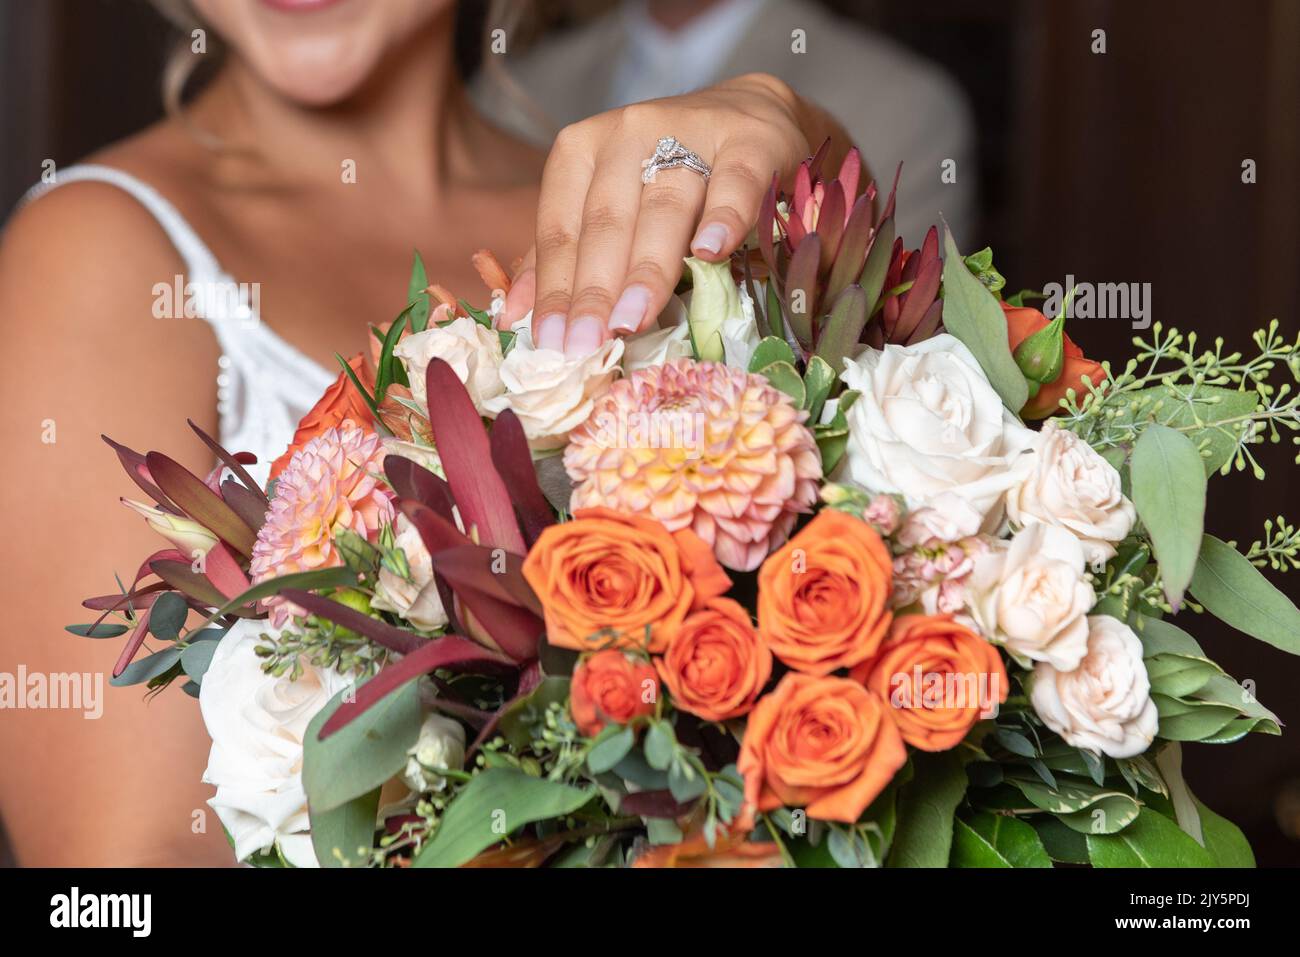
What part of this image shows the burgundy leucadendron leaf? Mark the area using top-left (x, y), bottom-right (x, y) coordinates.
top-left (221, 479), bottom-right (268, 532)
top-left (620, 790), bottom-right (695, 819)
top-left (397, 500), bottom-right (464, 635)
top-left (488, 409), bottom-right (555, 547)
top-left (815, 181), bottom-right (846, 276)
top-left (430, 544), bottom-right (543, 617)
top-left (278, 589), bottom-right (431, 656)
top-left (145, 451), bottom-right (257, 557)
top-left (102, 436), bottom-right (182, 515)
top-left (112, 604), bottom-right (153, 678)
top-left (422, 359), bottom-right (526, 553)
top-left (187, 418), bottom-right (269, 506)
top-left (202, 541), bottom-right (251, 600)
top-left (318, 635), bottom-right (515, 740)
top-left (151, 559), bottom-right (258, 614)
top-left (82, 581), bottom-right (169, 612)
top-left (383, 455), bottom-right (452, 512)
top-left (825, 194), bottom-right (875, 305)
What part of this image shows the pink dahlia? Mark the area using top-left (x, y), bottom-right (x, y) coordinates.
top-left (564, 359), bottom-right (822, 571)
top-left (250, 423), bottom-right (394, 627)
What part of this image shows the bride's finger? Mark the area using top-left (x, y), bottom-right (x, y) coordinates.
top-left (609, 168), bottom-right (707, 335)
top-left (562, 143), bottom-right (646, 356)
top-left (533, 129), bottom-right (595, 352)
top-left (689, 144), bottom-right (773, 262)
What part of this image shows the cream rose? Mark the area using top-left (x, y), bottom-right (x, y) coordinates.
top-left (401, 712), bottom-right (466, 793)
top-left (967, 523), bottom-right (1094, 670)
top-left (838, 334), bottom-right (1035, 532)
top-left (482, 322), bottom-right (623, 450)
top-left (1007, 420), bottom-right (1136, 568)
top-left (199, 620), bottom-right (353, 868)
top-left (370, 514), bottom-right (449, 631)
top-left (1030, 615), bottom-right (1158, 758)
top-left (394, 315), bottom-right (505, 415)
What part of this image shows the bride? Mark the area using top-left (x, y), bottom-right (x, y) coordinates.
top-left (0, 0), bottom-right (854, 865)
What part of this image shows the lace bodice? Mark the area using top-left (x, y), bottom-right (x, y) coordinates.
top-left (21, 164), bottom-right (335, 486)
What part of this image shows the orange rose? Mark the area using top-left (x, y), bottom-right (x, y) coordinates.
top-left (851, 614), bottom-right (1008, 752)
top-left (569, 649), bottom-right (659, 737)
top-left (1002, 303), bottom-right (1106, 419)
top-left (737, 672), bottom-right (906, 823)
top-left (756, 509), bottom-right (892, 674)
top-left (269, 353), bottom-right (376, 480)
top-left (656, 598), bottom-right (772, 722)
top-left (521, 507), bottom-right (731, 652)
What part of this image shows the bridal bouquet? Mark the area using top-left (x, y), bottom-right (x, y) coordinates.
top-left (73, 146), bottom-right (1299, 868)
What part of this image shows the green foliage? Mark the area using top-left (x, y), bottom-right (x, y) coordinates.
top-left (1087, 808), bottom-right (1214, 867)
top-left (1190, 534), bottom-right (1300, 656)
top-left (1130, 424), bottom-right (1206, 608)
top-left (887, 752), bottom-right (968, 867)
top-left (311, 786), bottom-right (381, 868)
top-left (950, 811), bottom-right (1052, 868)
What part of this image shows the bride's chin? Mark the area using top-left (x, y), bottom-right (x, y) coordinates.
top-left (246, 42), bottom-right (383, 107)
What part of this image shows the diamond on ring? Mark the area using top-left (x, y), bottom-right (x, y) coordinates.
top-left (641, 136), bottom-right (712, 184)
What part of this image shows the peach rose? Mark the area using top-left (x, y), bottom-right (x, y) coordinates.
top-left (738, 673), bottom-right (906, 823)
top-left (1002, 303), bottom-right (1106, 419)
top-left (522, 507), bottom-right (731, 652)
top-left (757, 509), bottom-right (893, 674)
top-left (269, 353), bottom-right (375, 481)
top-left (569, 649), bottom-right (659, 737)
top-left (656, 598), bottom-right (772, 722)
top-left (852, 614), bottom-right (1008, 752)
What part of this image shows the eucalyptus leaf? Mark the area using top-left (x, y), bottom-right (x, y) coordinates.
top-left (180, 638), bottom-right (218, 682)
top-left (148, 591), bottom-right (189, 642)
top-left (310, 786), bottom-right (380, 868)
top-left (110, 646), bottom-right (182, 687)
top-left (1189, 534), bottom-right (1300, 656)
top-left (586, 725), bottom-right (635, 775)
top-left (1130, 424), bottom-right (1206, 608)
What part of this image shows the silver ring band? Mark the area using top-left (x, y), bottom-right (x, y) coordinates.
top-left (641, 136), bottom-right (712, 184)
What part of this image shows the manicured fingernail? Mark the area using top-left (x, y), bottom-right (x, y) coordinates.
top-left (535, 312), bottom-right (566, 351)
top-left (500, 268), bottom-right (535, 328)
top-left (609, 285), bottom-right (650, 334)
top-left (564, 315), bottom-right (604, 357)
top-left (691, 222), bottom-right (728, 256)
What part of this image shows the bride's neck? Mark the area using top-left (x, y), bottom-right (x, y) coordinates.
top-left (188, 12), bottom-right (493, 203)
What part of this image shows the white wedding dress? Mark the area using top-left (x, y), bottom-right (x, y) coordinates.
top-left (22, 164), bottom-right (337, 485)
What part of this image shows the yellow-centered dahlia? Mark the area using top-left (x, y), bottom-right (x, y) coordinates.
top-left (564, 359), bottom-right (821, 571)
top-left (250, 423), bottom-right (394, 626)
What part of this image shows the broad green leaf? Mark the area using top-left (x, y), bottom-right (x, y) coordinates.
top-left (65, 623), bottom-right (130, 639)
top-left (756, 360), bottom-right (806, 407)
top-left (802, 354), bottom-right (837, 423)
top-left (1137, 615), bottom-right (1207, 657)
top-left (413, 768), bottom-right (593, 867)
top-left (1005, 774), bottom-right (1140, 834)
top-left (195, 565), bottom-right (358, 631)
top-left (408, 250), bottom-right (430, 333)
top-left (1116, 384), bottom-right (1258, 475)
top-left (1032, 815), bottom-right (1088, 863)
top-left (1130, 424), bottom-right (1206, 608)
top-left (310, 786), bottom-right (380, 868)
top-left (302, 680), bottom-right (422, 813)
top-left (148, 591), bottom-right (188, 641)
top-left (1195, 798), bottom-right (1255, 867)
top-left (887, 752), bottom-right (968, 867)
top-left (747, 336), bottom-right (796, 373)
top-left (180, 639), bottom-right (218, 682)
top-left (644, 720), bottom-right (675, 771)
top-left (951, 811), bottom-right (1052, 868)
top-left (110, 646), bottom-right (182, 687)
top-left (1152, 695), bottom-right (1239, 742)
top-left (586, 725), bottom-right (635, 774)
top-left (1189, 534), bottom-right (1300, 655)
top-left (939, 226), bottom-right (1028, 412)
top-left (1086, 808), bottom-right (1214, 867)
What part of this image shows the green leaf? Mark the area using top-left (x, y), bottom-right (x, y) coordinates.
top-left (413, 768), bottom-right (593, 867)
top-left (408, 250), bottom-right (430, 333)
top-left (1116, 384), bottom-right (1259, 475)
top-left (1086, 807), bottom-right (1214, 867)
top-left (373, 307), bottom-right (412, 402)
top-left (586, 725), bottom-right (635, 774)
top-left (813, 285), bottom-right (868, 372)
top-left (194, 566), bottom-right (358, 632)
top-left (1153, 695), bottom-right (1242, 741)
top-left (65, 623), bottom-right (130, 639)
top-left (951, 811), bottom-right (1052, 868)
top-left (110, 646), bottom-right (182, 687)
top-left (310, 786), bottom-right (380, 868)
top-left (939, 226), bottom-right (1028, 412)
top-left (1195, 798), bottom-right (1255, 867)
top-left (747, 336), bottom-right (796, 373)
top-left (1130, 424), bottom-right (1206, 608)
top-left (148, 591), bottom-right (189, 641)
top-left (802, 354), bottom-right (837, 423)
top-left (180, 639), bottom-right (218, 682)
top-left (859, 217), bottom-right (894, 318)
top-left (1189, 534), bottom-right (1300, 655)
top-left (496, 676), bottom-right (570, 750)
top-left (302, 680), bottom-right (422, 813)
top-left (887, 752), bottom-right (968, 867)
top-left (334, 352), bottom-right (382, 422)
top-left (1031, 815), bottom-right (1089, 863)
top-left (644, 720), bottom-right (675, 771)
top-left (1005, 774), bottom-right (1141, 834)
top-left (756, 360), bottom-right (806, 407)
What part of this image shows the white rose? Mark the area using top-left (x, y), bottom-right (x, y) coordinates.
top-left (199, 620), bottom-right (353, 867)
top-left (381, 437), bottom-right (444, 478)
top-left (401, 712), bottom-right (466, 793)
top-left (482, 326), bottom-right (623, 450)
top-left (967, 524), bottom-right (1094, 670)
top-left (394, 315), bottom-right (505, 415)
top-left (622, 310), bottom-right (693, 372)
top-left (838, 334), bottom-right (1035, 532)
top-left (370, 514), bottom-right (449, 631)
top-left (1030, 615), bottom-right (1158, 758)
top-left (1007, 420), bottom-right (1136, 568)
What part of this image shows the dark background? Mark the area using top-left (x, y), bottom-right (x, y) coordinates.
top-left (1, 0), bottom-right (1297, 865)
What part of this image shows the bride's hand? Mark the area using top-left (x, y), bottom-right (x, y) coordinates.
top-left (497, 73), bottom-right (853, 356)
